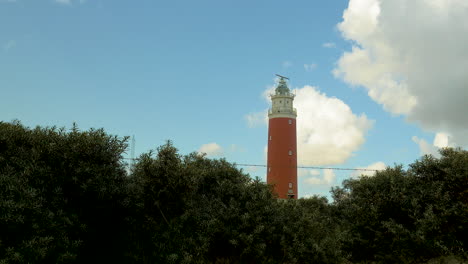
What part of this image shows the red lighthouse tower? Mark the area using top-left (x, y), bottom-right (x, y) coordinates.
top-left (267, 75), bottom-right (297, 199)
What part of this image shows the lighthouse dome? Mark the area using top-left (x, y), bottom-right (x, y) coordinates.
top-left (275, 78), bottom-right (290, 95)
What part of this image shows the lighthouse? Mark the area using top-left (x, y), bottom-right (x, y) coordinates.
top-left (267, 75), bottom-right (297, 199)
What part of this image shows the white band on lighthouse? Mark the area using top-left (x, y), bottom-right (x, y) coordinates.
top-left (268, 78), bottom-right (297, 119)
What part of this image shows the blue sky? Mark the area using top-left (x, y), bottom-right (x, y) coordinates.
top-left (2, 0), bottom-right (467, 198)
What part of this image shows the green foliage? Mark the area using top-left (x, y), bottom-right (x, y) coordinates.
top-left (272, 197), bottom-right (346, 263)
top-left (128, 142), bottom-right (344, 263)
top-left (332, 149), bottom-right (468, 263)
top-left (1, 121), bottom-right (466, 263)
top-left (0, 121), bottom-right (130, 263)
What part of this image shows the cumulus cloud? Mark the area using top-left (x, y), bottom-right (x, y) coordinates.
top-left (304, 63), bottom-right (318, 71)
top-left (334, 0), bottom-right (468, 146)
top-left (433, 132), bottom-right (454, 148)
top-left (245, 110), bottom-right (267, 128)
top-left (245, 85), bottom-right (276, 128)
top-left (229, 144), bottom-right (246, 153)
top-left (412, 132), bottom-right (455, 157)
top-left (282, 61), bottom-right (293, 68)
top-left (55, 0), bottom-right (72, 4)
top-left (322, 42), bottom-right (336, 48)
top-left (54, 0), bottom-right (87, 5)
top-left (412, 136), bottom-right (438, 156)
top-left (304, 169), bottom-right (336, 185)
top-left (352, 161), bottom-right (386, 177)
top-left (294, 86), bottom-right (373, 165)
top-left (309, 169), bottom-right (321, 176)
top-left (248, 84), bottom-right (373, 166)
top-left (198, 143), bottom-right (224, 157)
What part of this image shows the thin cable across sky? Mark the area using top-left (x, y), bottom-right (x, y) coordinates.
top-left (233, 163), bottom-right (382, 172)
top-left (123, 158), bottom-right (382, 172)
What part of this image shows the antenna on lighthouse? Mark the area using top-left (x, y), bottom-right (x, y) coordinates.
top-left (275, 74), bottom-right (289, 80)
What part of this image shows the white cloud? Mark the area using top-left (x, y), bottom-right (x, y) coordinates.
top-left (245, 110), bottom-right (267, 128)
top-left (309, 169), bottom-right (321, 176)
top-left (245, 85), bottom-right (276, 128)
top-left (54, 0), bottom-right (87, 5)
top-left (294, 86), bottom-right (373, 165)
top-left (322, 42), bottom-right (336, 48)
top-left (304, 63), bottom-right (318, 71)
top-left (304, 169), bottom-right (336, 185)
top-left (261, 84), bottom-right (276, 100)
top-left (248, 83), bottom-right (373, 166)
top-left (55, 0), bottom-right (72, 4)
top-left (198, 143), bottom-right (224, 157)
top-left (229, 144), bottom-right (246, 153)
top-left (282, 61), bottom-right (293, 68)
top-left (352, 161), bottom-right (386, 177)
top-left (333, 47), bottom-right (417, 115)
top-left (412, 132), bottom-right (456, 157)
top-left (335, 0), bottom-right (468, 146)
top-left (433, 132), bottom-right (454, 148)
top-left (412, 136), bottom-right (438, 157)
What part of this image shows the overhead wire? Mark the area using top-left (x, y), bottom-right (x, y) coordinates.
top-left (233, 163), bottom-right (381, 172)
top-left (123, 158), bottom-right (381, 172)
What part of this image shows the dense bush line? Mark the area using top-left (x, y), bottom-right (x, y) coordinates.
top-left (0, 122), bottom-right (466, 263)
